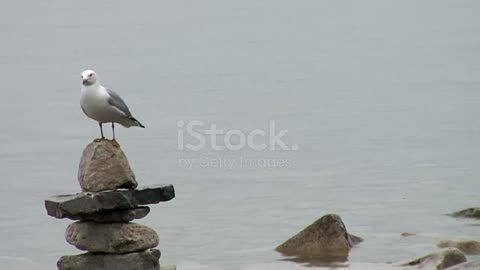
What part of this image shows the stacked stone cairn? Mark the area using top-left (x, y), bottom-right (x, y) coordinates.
top-left (44, 140), bottom-right (175, 270)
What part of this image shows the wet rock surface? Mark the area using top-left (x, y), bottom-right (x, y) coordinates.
top-left (45, 184), bottom-right (175, 219)
top-left (78, 140), bottom-right (137, 192)
top-left (437, 240), bottom-right (480, 255)
top-left (65, 222), bottom-right (159, 253)
top-left (57, 249), bottom-right (160, 270)
top-left (160, 265), bottom-right (177, 270)
top-left (449, 208), bottom-right (480, 219)
top-left (402, 248), bottom-right (467, 270)
top-left (444, 260), bottom-right (480, 270)
top-left (275, 214), bottom-right (362, 262)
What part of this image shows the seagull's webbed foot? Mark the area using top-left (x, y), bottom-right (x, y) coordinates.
top-left (110, 139), bottom-right (120, 148)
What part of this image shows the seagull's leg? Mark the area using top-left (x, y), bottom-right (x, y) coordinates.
top-left (99, 122), bottom-right (105, 139)
top-left (94, 123), bottom-right (105, 142)
top-left (111, 122), bottom-right (120, 147)
top-left (112, 122), bottom-right (115, 140)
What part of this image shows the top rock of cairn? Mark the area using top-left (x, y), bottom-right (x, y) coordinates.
top-left (78, 140), bottom-right (137, 192)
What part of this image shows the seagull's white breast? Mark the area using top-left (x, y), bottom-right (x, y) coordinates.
top-left (80, 85), bottom-right (126, 123)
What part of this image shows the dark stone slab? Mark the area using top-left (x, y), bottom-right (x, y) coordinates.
top-left (45, 184), bottom-right (175, 219)
top-left (70, 207), bottom-right (150, 222)
top-left (57, 249), bottom-right (160, 270)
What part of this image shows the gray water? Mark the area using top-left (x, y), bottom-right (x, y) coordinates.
top-left (2, 1), bottom-right (480, 269)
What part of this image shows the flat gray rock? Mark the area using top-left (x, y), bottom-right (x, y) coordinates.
top-left (78, 140), bottom-right (137, 192)
top-left (65, 222), bottom-right (158, 253)
top-left (57, 249), bottom-right (160, 270)
top-left (70, 207), bottom-right (150, 222)
top-left (45, 184), bottom-right (175, 219)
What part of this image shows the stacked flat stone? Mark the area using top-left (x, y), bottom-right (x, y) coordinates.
top-left (44, 140), bottom-right (175, 270)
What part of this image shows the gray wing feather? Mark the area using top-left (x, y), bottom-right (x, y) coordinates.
top-left (106, 88), bottom-right (132, 117)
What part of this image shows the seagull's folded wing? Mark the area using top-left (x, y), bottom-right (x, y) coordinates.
top-left (106, 88), bottom-right (132, 117)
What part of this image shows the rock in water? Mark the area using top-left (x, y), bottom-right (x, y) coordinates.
top-left (160, 266), bottom-right (177, 270)
top-left (275, 214), bottom-right (362, 262)
top-left (437, 240), bottom-right (480, 255)
top-left (402, 248), bottom-right (467, 270)
top-left (448, 208), bottom-right (480, 219)
top-left (57, 249), bottom-right (160, 270)
top-left (78, 140), bottom-right (137, 192)
top-left (444, 260), bottom-right (480, 270)
top-left (65, 222), bottom-right (159, 253)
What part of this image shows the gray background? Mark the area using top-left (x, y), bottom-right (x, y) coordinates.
top-left (1, 1), bottom-right (480, 269)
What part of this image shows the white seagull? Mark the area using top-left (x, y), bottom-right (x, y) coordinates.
top-left (80, 69), bottom-right (145, 141)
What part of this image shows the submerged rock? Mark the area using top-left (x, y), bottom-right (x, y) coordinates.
top-left (444, 260), bottom-right (480, 270)
top-left (78, 140), bottom-right (137, 192)
top-left (449, 208), bottom-right (480, 219)
top-left (275, 214), bottom-right (362, 262)
top-left (70, 207), bottom-right (150, 222)
top-left (160, 266), bottom-right (177, 270)
top-left (437, 240), bottom-right (480, 255)
top-left (57, 249), bottom-right (160, 270)
top-left (45, 184), bottom-right (175, 219)
top-left (402, 248), bottom-right (467, 270)
top-left (65, 222), bottom-right (159, 253)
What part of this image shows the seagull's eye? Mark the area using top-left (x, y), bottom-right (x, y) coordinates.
top-left (89, 73), bottom-right (93, 77)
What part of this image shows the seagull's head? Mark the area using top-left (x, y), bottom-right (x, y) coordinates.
top-left (81, 70), bottom-right (98, 86)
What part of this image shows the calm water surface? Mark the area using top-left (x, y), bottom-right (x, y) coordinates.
top-left (1, 1), bottom-right (480, 269)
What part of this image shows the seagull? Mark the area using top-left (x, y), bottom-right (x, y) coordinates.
top-left (80, 69), bottom-right (145, 142)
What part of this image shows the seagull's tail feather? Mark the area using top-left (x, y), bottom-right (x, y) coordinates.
top-left (129, 117), bottom-right (145, 128)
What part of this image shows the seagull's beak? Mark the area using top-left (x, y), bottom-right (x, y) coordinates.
top-left (82, 78), bottom-right (88, 84)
